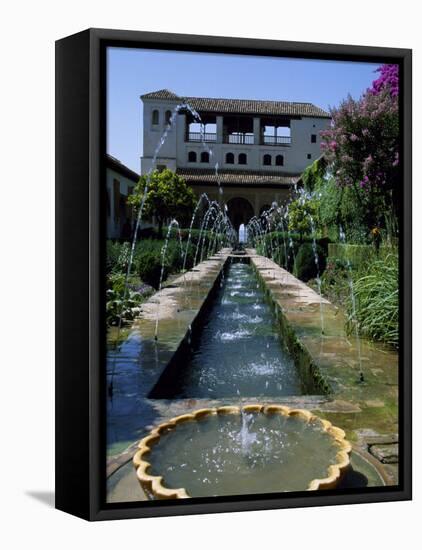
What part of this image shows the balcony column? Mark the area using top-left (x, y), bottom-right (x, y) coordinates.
top-left (179, 113), bottom-right (187, 141)
top-left (216, 116), bottom-right (223, 143)
top-left (253, 117), bottom-right (260, 145)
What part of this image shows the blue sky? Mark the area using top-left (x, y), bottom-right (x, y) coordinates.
top-left (107, 47), bottom-right (380, 172)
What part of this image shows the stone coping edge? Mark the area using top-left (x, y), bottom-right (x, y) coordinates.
top-left (133, 404), bottom-right (352, 499)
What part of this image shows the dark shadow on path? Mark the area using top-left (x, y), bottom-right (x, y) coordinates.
top-left (337, 467), bottom-right (368, 489)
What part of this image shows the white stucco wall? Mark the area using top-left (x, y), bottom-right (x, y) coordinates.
top-left (142, 99), bottom-right (179, 164)
top-left (106, 167), bottom-right (152, 239)
top-left (140, 97), bottom-right (330, 176)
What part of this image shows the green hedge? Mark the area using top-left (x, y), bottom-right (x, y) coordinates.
top-left (255, 231), bottom-right (330, 280)
top-left (328, 243), bottom-right (394, 270)
top-left (106, 232), bottom-right (215, 289)
top-left (294, 242), bottom-right (327, 282)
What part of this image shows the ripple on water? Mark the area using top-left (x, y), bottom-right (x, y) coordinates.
top-left (230, 311), bottom-right (247, 320)
top-left (215, 329), bottom-right (252, 341)
top-left (220, 311), bottom-right (248, 321)
top-left (246, 359), bottom-right (281, 376)
top-left (248, 315), bottom-right (263, 324)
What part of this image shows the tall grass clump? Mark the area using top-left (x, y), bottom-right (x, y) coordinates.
top-left (347, 253), bottom-right (398, 348)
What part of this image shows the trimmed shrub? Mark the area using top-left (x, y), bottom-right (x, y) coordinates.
top-left (256, 232), bottom-right (330, 276)
top-left (136, 250), bottom-right (165, 289)
top-left (105, 230), bottom-right (224, 324)
top-left (106, 230), bottom-right (219, 290)
top-left (294, 242), bottom-right (327, 282)
top-left (138, 226), bottom-right (155, 239)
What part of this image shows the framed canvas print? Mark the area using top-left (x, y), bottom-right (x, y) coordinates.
top-left (55, 28), bottom-right (412, 521)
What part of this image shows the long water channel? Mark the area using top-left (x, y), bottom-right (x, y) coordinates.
top-left (151, 260), bottom-right (304, 399)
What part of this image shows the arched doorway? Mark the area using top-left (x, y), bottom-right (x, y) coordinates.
top-left (226, 197), bottom-right (254, 230)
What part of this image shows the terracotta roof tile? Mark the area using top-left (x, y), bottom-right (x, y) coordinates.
top-left (140, 89), bottom-right (181, 100)
top-left (176, 168), bottom-right (300, 186)
top-left (186, 97), bottom-right (330, 118)
top-left (141, 89), bottom-right (330, 118)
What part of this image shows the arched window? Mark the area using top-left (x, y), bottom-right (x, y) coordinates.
top-left (165, 110), bottom-right (172, 125)
top-left (226, 152), bottom-right (234, 164)
top-left (275, 154), bottom-right (284, 166)
top-left (152, 109), bottom-right (159, 125)
top-left (238, 153), bottom-right (247, 165)
top-left (263, 154), bottom-right (272, 166)
top-left (201, 151), bottom-right (210, 163)
top-left (188, 151), bottom-right (197, 163)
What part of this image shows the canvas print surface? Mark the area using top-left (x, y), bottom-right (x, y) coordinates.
top-left (105, 48), bottom-right (400, 503)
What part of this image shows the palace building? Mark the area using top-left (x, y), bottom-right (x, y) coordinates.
top-left (106, 154), bottom-right (153, 239)
top-left (140, 89), bottom-right (331, 229)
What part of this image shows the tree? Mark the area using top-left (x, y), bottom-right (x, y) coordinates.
top-left (368, 64), bottom-right (399, 98)
top-left (320, 64), bottom-right (399, 239)
top-left (316, 177), bottom-right (368, 243)
top-left (287, 197), bottom-right (320, 242)
top-left (302, 156), bottom-right (328, 193)
top-left (128, 169), bottom-right (196, 237)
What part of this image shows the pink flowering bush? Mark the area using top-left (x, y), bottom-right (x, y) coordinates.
top-left (368, 64), bottom-right (399, 98)
top-left (320, 64), bottom-right (399, 233)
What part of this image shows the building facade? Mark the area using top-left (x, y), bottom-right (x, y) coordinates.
top-left (106, 154), bottom-right (150, 240)
top-left (140, 89), bottom-right (331, 229)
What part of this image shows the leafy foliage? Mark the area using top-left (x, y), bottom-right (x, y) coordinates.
top-left (320, 64), bottom-right (399, 235)
top-left (105, 230), bottom-right (217, 325)
top-left (106, 240), bottom-right (131, 273)
top-left (106, 232), bottom-right (213, 288)
top-left (106, 273), bottom-right (149, 326)
top-left (128, 169), bottom-right (196, 236)
top-left (319, 259), bottom-right (350, 305)
top-left (287, 197), bottom-right (320, 240)
top-left (255, 231), bottom-right (329, 275)
top-left (293, 242), bottom-right (327, 282)
top-left (302, 156), bottom-right (328, 193)
top-left (346, 254), bottom-right (398, 347)
top-left (316, 177), bottom-right (369, 243)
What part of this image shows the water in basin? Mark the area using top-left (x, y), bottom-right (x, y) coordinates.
top-left (148, 412), bottom-right (340, 497)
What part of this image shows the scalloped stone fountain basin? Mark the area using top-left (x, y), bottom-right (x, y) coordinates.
top-left (133, 405), bottom-right (351, 499)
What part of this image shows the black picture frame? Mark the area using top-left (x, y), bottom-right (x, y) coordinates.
top-left (55, 28), bottom-right (412, 521)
